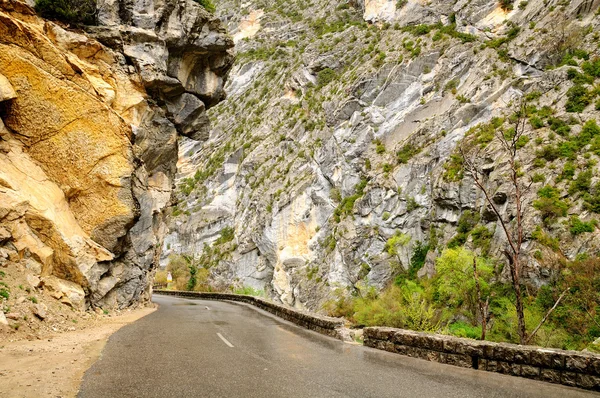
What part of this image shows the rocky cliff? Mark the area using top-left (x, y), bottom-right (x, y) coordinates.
top-left (165, 0), bottom-right (600, 311)
top-left (0, 0), bottom-right (233, 310)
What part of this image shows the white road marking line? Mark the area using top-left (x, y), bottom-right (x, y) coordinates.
top-left (217, 333), bottom-right (234, 348)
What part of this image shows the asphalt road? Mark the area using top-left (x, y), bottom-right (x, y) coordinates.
top-left (78, 295), bottom-right (597, 398)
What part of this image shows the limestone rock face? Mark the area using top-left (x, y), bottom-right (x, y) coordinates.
top-left (0, 0), bottom-right (234, 309)
top-left (165, 0), bottom-right (600, 311)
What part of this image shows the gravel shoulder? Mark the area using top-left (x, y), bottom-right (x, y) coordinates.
top-left (0, 306), bottom-right (155, 398)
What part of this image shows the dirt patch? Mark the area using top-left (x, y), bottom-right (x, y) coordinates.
top-left (0, 306), bottom-right (155, 398)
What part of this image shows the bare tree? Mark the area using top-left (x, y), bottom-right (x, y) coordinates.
top-left (460, 100), bottom-right (569, 344)
top-left (472, 257), bottom-right (490, 340)
top-left (460, 104), bottom-right (528, 343)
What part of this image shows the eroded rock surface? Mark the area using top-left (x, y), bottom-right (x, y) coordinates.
top-left (0, 0), bottom-right (234, 309)
top-left (165, 0), bottom-right (600, 311)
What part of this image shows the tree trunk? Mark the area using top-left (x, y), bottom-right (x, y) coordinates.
top-left (472, 257), bottom-right (487, 340)
top-left (511, 256), bottom-right (527, 344)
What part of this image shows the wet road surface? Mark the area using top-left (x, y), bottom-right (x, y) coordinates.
top-left (78, 295), bottom-right (597, 398)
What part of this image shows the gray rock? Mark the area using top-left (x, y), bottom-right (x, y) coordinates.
top-left (32, 303), bottom-right (47, 320)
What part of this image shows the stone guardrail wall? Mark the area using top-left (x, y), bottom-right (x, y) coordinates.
top-left (364, 327), bottom-right (600, 391)
top-left (154, 290), bottom-right (345, 339)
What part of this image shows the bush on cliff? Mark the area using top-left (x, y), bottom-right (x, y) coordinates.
top-left (35, 0), bottom-right (97, 25)
top-left (193, 0), bottom-right (216, 13)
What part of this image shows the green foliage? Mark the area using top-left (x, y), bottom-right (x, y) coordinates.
top-left (317, 68), bottom-right (337, 88)
top-left (233, 286), bottom-right (265, 297)
top-left (444, 78), bottom-right (460, 92)
top-left (333, 178), bottom-right (368, 222)
top-left (529, 116), bottom-right (544, 129)
top-left (470, 225), bottom-right (493, 255)
top-left (498, 0), bottom-right (513, 10)
top-left (214, 227), bottom-right (235, 245)
top-left (532, 173), bottom-right (545, 183)
top-left (193, 0), bottom-right (215, 13)
top-left (406, 241), bottom-right (429, 280)
top-left (533, 185), bottom-right (568, 222)
top-left (384, 231), bottom-right (411, 257)
top-left (565, 84), bottom-right (591, 112)
top-left (532, 226), bottom-right (560, 251)
top-left (443, 153), bottom-right (464, 182)
top-left (397, 143), bottom-right (421, 164)
top-left (35, 0), bottom-right (96, 25)
top-left (448, 321), bottom-right (482, 339)
top-left (353, 282), bottom-right (440, 332)
top-left (374, 139), bottom-right (386, 154)
top-left (406, 196), bottom-right (419, 212)
top-left (570, 217), bottom-right (596, 235)
top-left (436, 248), bottom-right (493, 322)
top-left (0, 285), bottom-right (9, 300)
top-left (448, 210), bottom-right (479, 248)
top-left (187, 265), bottom-right (198, 291)
top-left (582, 58), bottom-right (600, 78)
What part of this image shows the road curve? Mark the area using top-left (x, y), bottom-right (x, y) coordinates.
top-left (78, 295), bottom-right (596, 398)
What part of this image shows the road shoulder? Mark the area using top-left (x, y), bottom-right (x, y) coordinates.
top-left (0, 306), bottom-right (156, 398)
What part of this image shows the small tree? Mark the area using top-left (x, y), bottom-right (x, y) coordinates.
top-left (460, 100), bottom-right (568, 344)
top-left (436, 247), bottom-right (492, 338)
top-left (35, 0), bottom-right (97, 25)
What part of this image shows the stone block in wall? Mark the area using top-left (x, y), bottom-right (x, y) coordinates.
top-left (421, 334), bottom-right (445, 352)
top-left (540, 369), bottom-right (561, 384)
top-left (482, 341), bottom-right (498, 359)
top-left (562, 371), bottom-right (578, 387)
top-left (443, 353), bottom-right (472, 368)
top-left (565, 355), bottom-right (589, 373)
top-left (590, 357), bottom-right (600, 376)
top-left (454, 339), bottom-right (484, 357)
top-left (394, 344), bottom-right (409, 355)
top-left (514, 347), bottom-right (533, 364)
top-left (521, 365), bottom-right (541, 380)
top-left (530, 349), bottom-right (564, 369)
top-left (425, 350), bottom-right (441, 362)
top-left (394, 330), bottom-right (418, 346)
top-left (493, 344), bottom-right (516, 362)
top-left (496, 361), bottom-right (520, 376)
top-left (576, 374), bottom-right (600, 391)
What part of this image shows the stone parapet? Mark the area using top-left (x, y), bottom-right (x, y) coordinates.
top-left (154, 290), bottom-right (345, 339)
top-left (363, 327), bottom-right (600, 391)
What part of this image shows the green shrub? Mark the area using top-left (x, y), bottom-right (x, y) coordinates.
top-left (569, 170), bottom-right (592, 194)
top-left (397, 143), bottom-right (420, 164)
top-left (374, 139), bottom-right (386, 154)
top-left (449, 321), bottom-right (482, 339)
top-left (529, 116), bottom-right (544, 129)
top-left (193, 0), bottom-right (215, 13)
top-left (532, 226), bottom-right (560, 251)
top-left (384, 231), bottom-right (411, 256)
top-left (499, 0), bottom-right (513, 11)
top-left (317, 68), bottom-right (336, 87)
top-left (233, 286), bottom-right (265, 296)
top-left (35, 0), bottom-right (96, 24)
top-left (582, 58), bottom-right (600, 78)
top-left (533, 185), bottom-right (568, 221)
top-left (570, 217), bottom-right (595, 235)
top-left (408, 241), bottom-right (429, 279)
top-left (565, 84), bottom-right (591, 113)
top-left (532, 173), bottom-right (545, 183)
top-left (443, 153), bottom-right (464, 181)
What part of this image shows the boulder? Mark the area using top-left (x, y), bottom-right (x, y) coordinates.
top-left (41, 276), bottom-right (86, 310)
top-left (32, 303), bottom-right (47, 320)
top-left (0, 73), bottom-right (16, 102)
